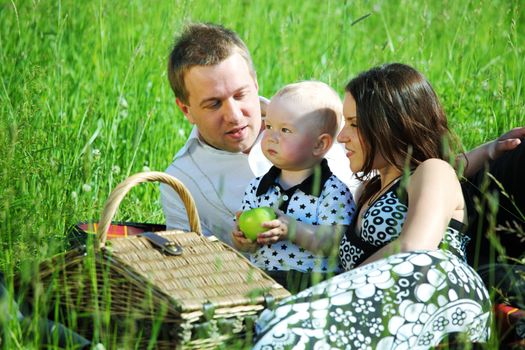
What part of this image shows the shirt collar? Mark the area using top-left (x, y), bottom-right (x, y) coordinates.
top-left (256, 158), bottom-right (333, 197)
top-left (173, 125), bottom-right (200, 159)
top-left (172, 126), bottom-right (271, 177)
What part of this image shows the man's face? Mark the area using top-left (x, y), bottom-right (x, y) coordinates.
top-left (176, 53), bottom-right (261, 153)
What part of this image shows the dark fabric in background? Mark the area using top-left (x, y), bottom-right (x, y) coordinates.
top-left (463, 140), bottom-right (525, 266)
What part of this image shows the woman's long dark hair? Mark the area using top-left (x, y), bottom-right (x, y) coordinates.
top-left (346, 63), bottom-right (460, 208)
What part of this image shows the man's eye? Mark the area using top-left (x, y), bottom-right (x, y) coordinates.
top-left (234, 92), bottom-right (246, 100)
top-left (206, 101), bottom-right (221, 109)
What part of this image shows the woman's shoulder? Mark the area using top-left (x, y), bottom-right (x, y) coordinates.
top-left (408, 158), bottom-right (462, 196)
top-left (411, 158), bottom-right (457, 180)
top-left (416, 158), bottom-right (455, 170)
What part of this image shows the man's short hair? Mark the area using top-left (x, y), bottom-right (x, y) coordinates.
top-left (168, 23), bottom-right (256, 104)
top-left (272, 81), bottom-right (342, 137)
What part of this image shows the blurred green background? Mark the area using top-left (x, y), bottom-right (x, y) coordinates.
top-left (1, 1), bottom-right (524, 348)
top-left (1, 0), bottom-right (524, 270)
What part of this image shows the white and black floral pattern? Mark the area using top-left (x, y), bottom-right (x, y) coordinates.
top-left (254, 251), bottom-right (491, 349)
top-left (253, 181), bottom-right (491, 349)
top-left (340, 181), bottom-right (471, 270)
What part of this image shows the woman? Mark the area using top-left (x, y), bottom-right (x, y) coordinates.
top-left (253, 63), bottom-right (492, 349)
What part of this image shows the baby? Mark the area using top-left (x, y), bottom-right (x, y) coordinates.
top-left (231, 81), bottom-right (356, 292)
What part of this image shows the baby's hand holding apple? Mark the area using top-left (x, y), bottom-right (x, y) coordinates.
top-left (237, 207), bottom-right (292, 246)
top-left (231, 227), bottom-right (259, 253)
top-left (238, 207), bottom-right (277, 241)
top-left (256, 219), bottom-right (289, 245)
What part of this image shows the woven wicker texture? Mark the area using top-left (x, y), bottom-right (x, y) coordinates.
top-left (95, 172), bottom-right (289, 315)
top-left (19, 172), bottom-right (291, 349)
top-left (108, 230), bottom-right (290, 315)
top-left (97, 172), bottom-right (202, 247)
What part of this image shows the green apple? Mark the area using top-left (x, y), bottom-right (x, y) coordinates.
top-left (238, 206), bottom-right (276, 241)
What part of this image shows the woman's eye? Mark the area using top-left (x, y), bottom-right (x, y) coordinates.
top-left (345, 118), bottom-right (358, 128)
top-left (265, 124), bottom-right (272, 130)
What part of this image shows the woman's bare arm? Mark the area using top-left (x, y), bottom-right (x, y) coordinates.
top-left (359, 159), bottom-right (464, 265)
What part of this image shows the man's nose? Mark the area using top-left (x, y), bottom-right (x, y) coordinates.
top-left (223, 98), bottom-right (243, 123)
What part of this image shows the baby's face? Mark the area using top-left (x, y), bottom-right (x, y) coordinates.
top-left (262, 99), bottom-right (321, 171)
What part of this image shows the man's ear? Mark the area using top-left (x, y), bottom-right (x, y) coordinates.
top-left (313, 133), bottom-right (333, 156)
top-left (176, 98), bottom-right (195, 124)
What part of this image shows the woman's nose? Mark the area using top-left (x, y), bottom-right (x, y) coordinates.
top-left (337, 126), bottom-right (349, 143)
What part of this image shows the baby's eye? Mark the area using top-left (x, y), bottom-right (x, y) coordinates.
top-left (265, 124), bottom-right (272, 130)
top-left (281, 128), bottom-right (292, 133)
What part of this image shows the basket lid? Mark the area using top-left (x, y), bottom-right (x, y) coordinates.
top-left (107, 230), bottom-right (290, 316)
top-left (96, 172), bottom-right (290, 317)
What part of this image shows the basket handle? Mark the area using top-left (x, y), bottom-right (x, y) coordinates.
top-left (96, 171), bottom-right (202, 248)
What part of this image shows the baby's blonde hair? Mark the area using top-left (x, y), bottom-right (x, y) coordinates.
top-left (271, 81), bottom-right (342, 137)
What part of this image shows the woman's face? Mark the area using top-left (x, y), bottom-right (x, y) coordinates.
top-left (338, 92), bottom-right (398, 175)
top-left (337, 93), bottom-right (365, 173)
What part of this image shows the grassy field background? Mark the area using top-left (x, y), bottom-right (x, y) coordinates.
top-left (1, 0), bottom-right (524, 348)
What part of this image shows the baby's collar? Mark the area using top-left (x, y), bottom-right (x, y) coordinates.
top-left (256, 158), bottom-right (333, 197)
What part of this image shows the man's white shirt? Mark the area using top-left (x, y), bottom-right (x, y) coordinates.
top-left (161, 125), bottom-right (359, 246)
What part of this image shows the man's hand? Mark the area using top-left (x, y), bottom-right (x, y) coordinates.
top-left (460, 126), bottom-right (524, 177)
top-left (488, 127), bottom-right (525, 160)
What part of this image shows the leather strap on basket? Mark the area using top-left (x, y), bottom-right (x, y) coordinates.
top-left (96, 171), bottom-right (202, 248)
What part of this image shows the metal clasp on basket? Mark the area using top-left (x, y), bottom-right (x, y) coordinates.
top-left (140, 231), bottom-right (183, 256)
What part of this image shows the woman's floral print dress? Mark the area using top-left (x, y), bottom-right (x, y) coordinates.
top-left (253, 181), bottom-right (491, 349)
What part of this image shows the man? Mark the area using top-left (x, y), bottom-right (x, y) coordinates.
top-left (161, 22), bottom-right (525, 257)
top-left (160, 23), bottom-right (358, 246)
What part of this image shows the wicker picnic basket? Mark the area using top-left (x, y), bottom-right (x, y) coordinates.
top-left (18, 172), bottom-right (291, 349)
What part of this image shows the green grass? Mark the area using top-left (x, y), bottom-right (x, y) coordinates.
top-left (1, 0), bottom-right (524, 348)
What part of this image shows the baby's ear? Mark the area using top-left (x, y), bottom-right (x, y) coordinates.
top-left (313, 133), bottom-right (333, 156)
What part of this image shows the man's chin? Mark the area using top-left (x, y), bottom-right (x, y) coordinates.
top-left (231, 135), bottom-right (258, 153)
top-left (219, 141), bottom-right (248, 154)
top-left (237, 142), bottom-right (254, 154)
